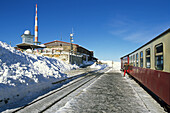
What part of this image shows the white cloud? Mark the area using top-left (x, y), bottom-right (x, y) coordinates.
top-left (123, 31), bottom-right (153, 43)
top-left (109, 29), bottom-right (128, 35)
top-left (108, 16), bottom-right (170, 44)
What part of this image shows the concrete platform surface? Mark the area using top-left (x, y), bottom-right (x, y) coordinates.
top-left (56, 69), bottom-right (165, 113)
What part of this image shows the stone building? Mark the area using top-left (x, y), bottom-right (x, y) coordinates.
top-left (41, 40), bottom-right (96, 65)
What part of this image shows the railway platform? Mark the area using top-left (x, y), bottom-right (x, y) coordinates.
top-left (3, 67), bottom-right (166, 113)
top-left (55, 69), bottom-right (165, 113)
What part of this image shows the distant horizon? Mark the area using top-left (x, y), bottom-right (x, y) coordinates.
top-left (0, 0), bottom-right (170, 61)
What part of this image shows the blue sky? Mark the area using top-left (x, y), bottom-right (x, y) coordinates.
top-left (0, 0), bottom-right (170, 61)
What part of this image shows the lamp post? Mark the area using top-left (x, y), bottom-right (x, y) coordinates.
top-left (70, 33), bottom-right (73, 64)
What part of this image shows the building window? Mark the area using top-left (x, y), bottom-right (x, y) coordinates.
top-left (146, 48), bottom-right (151, 68)
top-left (140, 51), bottom-right (143, 67)
top-left (155, 43), bottom-right (163, 70)
top-left (133, 55), bottom-right (135, 66)
top-left (136, 53), bottom-right (138, 67)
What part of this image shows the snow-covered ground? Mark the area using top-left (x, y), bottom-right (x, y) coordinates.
top-left (0, 41), bottom-right (79, 109)
top-left (89, 62), bottom-right (107, 69)
top-left (100, 60), bottom-right (121, 72)
top-left (0, 41), bottom-right (120, 112)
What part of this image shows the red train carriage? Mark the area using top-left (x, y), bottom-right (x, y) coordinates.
top-left (120, 28), bottom-right (170, 110)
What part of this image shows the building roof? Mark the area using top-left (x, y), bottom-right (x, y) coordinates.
top-left (16, 43), bottom-right (45, 49)
top-left (44, 40), bottom-right (79, 46)
top-left (43, 40), bottom-right (93, 54)
top-left (120, 28), bottom-right (170, 59)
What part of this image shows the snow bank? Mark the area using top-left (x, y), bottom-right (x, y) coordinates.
top-left (100, 60), bottom-right (120, 71)
top-left (89, 62), bottom-right (108, 70)
top-left (82, 61), bottom-right (94, 66)
top-left (89, 60), bottom-right (120, 72)
top-left (0, 41), bottom-right (78, 108)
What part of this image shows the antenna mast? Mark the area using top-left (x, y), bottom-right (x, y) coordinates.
top-left (34, 4), bottom-right (38, 45)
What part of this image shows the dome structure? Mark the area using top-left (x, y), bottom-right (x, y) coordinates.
top-left (24, 30), bottom-right (31, 35)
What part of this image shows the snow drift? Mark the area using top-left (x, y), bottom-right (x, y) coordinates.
top-left (0, 41), bottom-right (78, 109)
top-left (89, 62), bottom-right (108, 70)
top-left (100, 60), bottom-right (120, 72)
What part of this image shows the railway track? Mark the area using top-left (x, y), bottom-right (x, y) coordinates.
top-left (11, 68), bottom-right (109, 113)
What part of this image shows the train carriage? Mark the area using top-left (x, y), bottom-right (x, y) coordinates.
top-left (121, 28), bottom-right (170, 110)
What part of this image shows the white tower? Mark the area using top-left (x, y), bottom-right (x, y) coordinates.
top-left (34, 4), bottom-right (39, 45)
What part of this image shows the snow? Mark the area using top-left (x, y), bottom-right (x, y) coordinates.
top-left (55, 66), bottom-right (165, 113)
top-left (0, 41), bottom-right (78, 109)
top-left (0, 41), bottom-right (121, 112)
top-left (89, 61), bottom-right (121, 74)
top-left (89, 62), bottom-right (108, 69)
top-left (100, 60), bottom-right (121, 72)
top-left (79, 61), bottom-right (94, 67)
top-left (82, 60), bottom-right (94, 66)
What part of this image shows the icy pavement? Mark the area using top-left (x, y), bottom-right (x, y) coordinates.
top-left (122, 72), bottom-right (166, 113)
top-left (55, 69), bottom-right (165, 113)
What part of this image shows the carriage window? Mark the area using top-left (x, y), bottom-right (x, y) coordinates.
top-left (155, 43), bottom-right (163, 70)
top-left (140, 51), bottom-right (143, 67)
top-left (131, 56), bottom-right (133, 66)
top-left (146, 48), bottom-right (150, 68)
top-left (130, 56), bottom-right (132, 66)
top-left (136, 53), bottom-right (138, 67)
top-left (133, 55), bottom-right (135, 66)
top-left (129, 56), bottom-right (131, 64)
